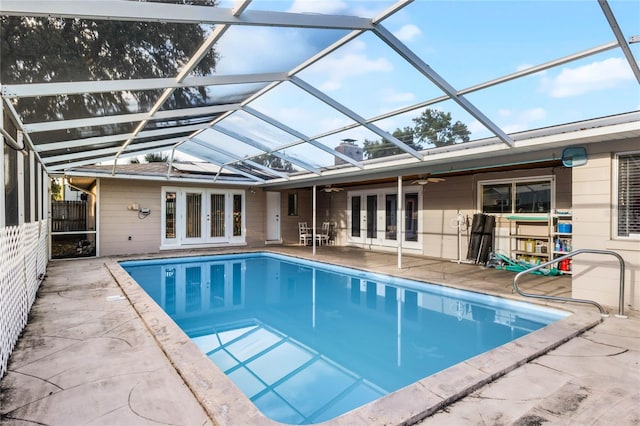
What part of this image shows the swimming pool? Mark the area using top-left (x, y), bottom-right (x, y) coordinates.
top-left (121, 252), bottom-right (568, 424)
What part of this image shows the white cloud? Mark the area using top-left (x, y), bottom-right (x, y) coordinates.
top-left (470, 108), bottom-right (548, 138)
top-left (395, 24), bottom-right (421, 42)
top-left (498, 108), bottom-right (548, 133)
top-left (311, 41), bottom-right (393, 91)
top-left (541, 57), bottom-right (633, 98)
top-left (215, 27), bottom-right (312, 75)
top-left (288, 0), bottom-right (348, 14)
top-left (468, 119), bottom-right (487, 135)
top-left (381, 88), bottom-right (415, 104)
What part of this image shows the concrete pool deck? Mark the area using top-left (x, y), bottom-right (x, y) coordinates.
top-left (1, 246), bottom-right (638, 425)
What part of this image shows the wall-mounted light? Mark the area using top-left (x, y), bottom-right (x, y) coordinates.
top-left (562, 146), bottom-right (588, 167)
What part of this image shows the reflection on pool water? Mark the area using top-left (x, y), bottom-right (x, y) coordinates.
top-left (122, 252), bottom-right (567, 424)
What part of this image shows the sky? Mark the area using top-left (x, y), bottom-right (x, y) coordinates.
top-left (191, 0), bottom-right (640, 167)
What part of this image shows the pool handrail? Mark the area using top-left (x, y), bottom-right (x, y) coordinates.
top-left (512, 249), bottom-right (626, 318)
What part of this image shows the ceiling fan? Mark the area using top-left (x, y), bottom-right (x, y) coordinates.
top-left (321, 185), bottom-right (344, 192)
top-left (411, 176), bottom-right (445, 185)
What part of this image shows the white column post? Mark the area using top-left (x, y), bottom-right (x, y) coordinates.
top-left (312, 184), bottom-right (317, 255)
top-left (17, 147), bottom-right (25, 225)
top-left (397, 175), bottom-right (403, 268)
top-left (29, 149), bottom-right (36, 223)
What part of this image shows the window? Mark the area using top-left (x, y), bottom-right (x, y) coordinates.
top-left (210, 193), bottom-right (225, 237)
top-left (233, 194), bottom-right (242, 237)
top-left (287, 192), bottom-right (298, 216)
top-left (480, 177), bottom-right (554, 214)
top-left (405, 193), bottom-right (419, 241)
top-left (616, 153), bottom-right (640, 239)
top-left (351, 196), bottom-right (361, 237)
top-left (185, 192), bottom-right (202, 238)
top-left (385, 194), bottom-right (397, 240)
top-left (165, 191), bottom-right (176, 239)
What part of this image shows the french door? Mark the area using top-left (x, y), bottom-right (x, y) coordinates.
top-left (163, 187), bottom-right (245, 247)
top-left (348, 189), bottom-right (421, 249)
top-left (348, 193), bottom-right (380, 245)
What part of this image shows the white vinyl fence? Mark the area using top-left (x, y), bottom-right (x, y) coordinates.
top-left (0, 220), bottom-right (48, 378)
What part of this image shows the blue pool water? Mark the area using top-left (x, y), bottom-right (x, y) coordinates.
top-left (121, 252), bottom-right (567, 424)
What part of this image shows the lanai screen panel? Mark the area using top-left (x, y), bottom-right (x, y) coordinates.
top-left (0, 0), bottom-right (638, 183)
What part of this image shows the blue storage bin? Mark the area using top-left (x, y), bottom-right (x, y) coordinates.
top-left (558, 223), bottom-right (572, 233)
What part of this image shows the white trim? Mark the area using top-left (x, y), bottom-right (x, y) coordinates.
top-left (29, 151), bottom-right (35, 222)
top-left (95, 179), bottom-right (101, 257)
top-left (17, 151), bottom-right (24, 225)
top-left (613, 150), bottom-right (640, 240)
top-left (476, 175), bottom-right (556, 216)
top-left (161, 186), bottom-right (247, 248)
top-left (161, 186), bottom-right (180, 247)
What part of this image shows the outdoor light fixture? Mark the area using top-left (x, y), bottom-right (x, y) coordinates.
top-left (561, 146), bottom-right (588, 167)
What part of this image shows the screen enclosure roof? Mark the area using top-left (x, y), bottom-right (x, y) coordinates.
top-left (1, 0), bottom-right (639, 188)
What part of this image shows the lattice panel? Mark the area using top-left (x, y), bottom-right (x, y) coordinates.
top-left (0, 220), bottom-right (48, 378)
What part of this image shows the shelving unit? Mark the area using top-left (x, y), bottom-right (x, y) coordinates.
top-left (551, 211), bottom-right (573, 274)
top-left (506, 215), bottom-right (552, 265)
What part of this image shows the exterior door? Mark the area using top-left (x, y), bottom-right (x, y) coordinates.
top-left (208, 192), bottom-right (227, 243)
top-left (266, 191), bottom-right (281, 242)
top-left (184, 191), bottom-right (205, 244)
top-left (348, 193), bottom-right (379, 245)
top-left (366, 195), bottom-right (378, 241)
top-left (180, 189), bottom-right (245, 245)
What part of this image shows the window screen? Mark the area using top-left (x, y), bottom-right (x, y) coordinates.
top-left (617, 153), bottom-right (640, 238)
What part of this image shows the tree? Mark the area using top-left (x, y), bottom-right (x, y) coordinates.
top-left (252, 154), bottom-right (295, 172)
top-left (50, 178), bottom-right (62, 201)
top-left (412, 109), bottom-right (470, 147)
top-left (1, 1), bottom-right (218, 142)
top-left (363, 127), bottom-right (418, 159)
top-left (362, 109), bottom-right (471, 159)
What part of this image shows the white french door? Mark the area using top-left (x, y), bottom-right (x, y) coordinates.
top-left (347, 192), bottom-right (381, 245)
top-left (184, 190), bottom-right (205, 244)
top-left (347, 188), bottom-right (422, 249)
top-left (165, 187), bottom-right (245, 246)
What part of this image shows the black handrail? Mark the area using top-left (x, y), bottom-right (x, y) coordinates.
top-left (513, 249), bottom-right (626, 317)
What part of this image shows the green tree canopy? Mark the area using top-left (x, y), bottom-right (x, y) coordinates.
top-left (362, 109), bottom-right (471, 159)
top-left (1, 1), bottom-right (218, 140)
top-left (412, 109), bottom-right (471, 147)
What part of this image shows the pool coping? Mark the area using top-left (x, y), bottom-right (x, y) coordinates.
top-left (105, 251), bottom-right (602, 426)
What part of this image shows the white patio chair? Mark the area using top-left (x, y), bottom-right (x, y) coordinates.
top-left (316, 222), bottom-right (330, 246)
top-left (298, 222), bottom-right (311, 245)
